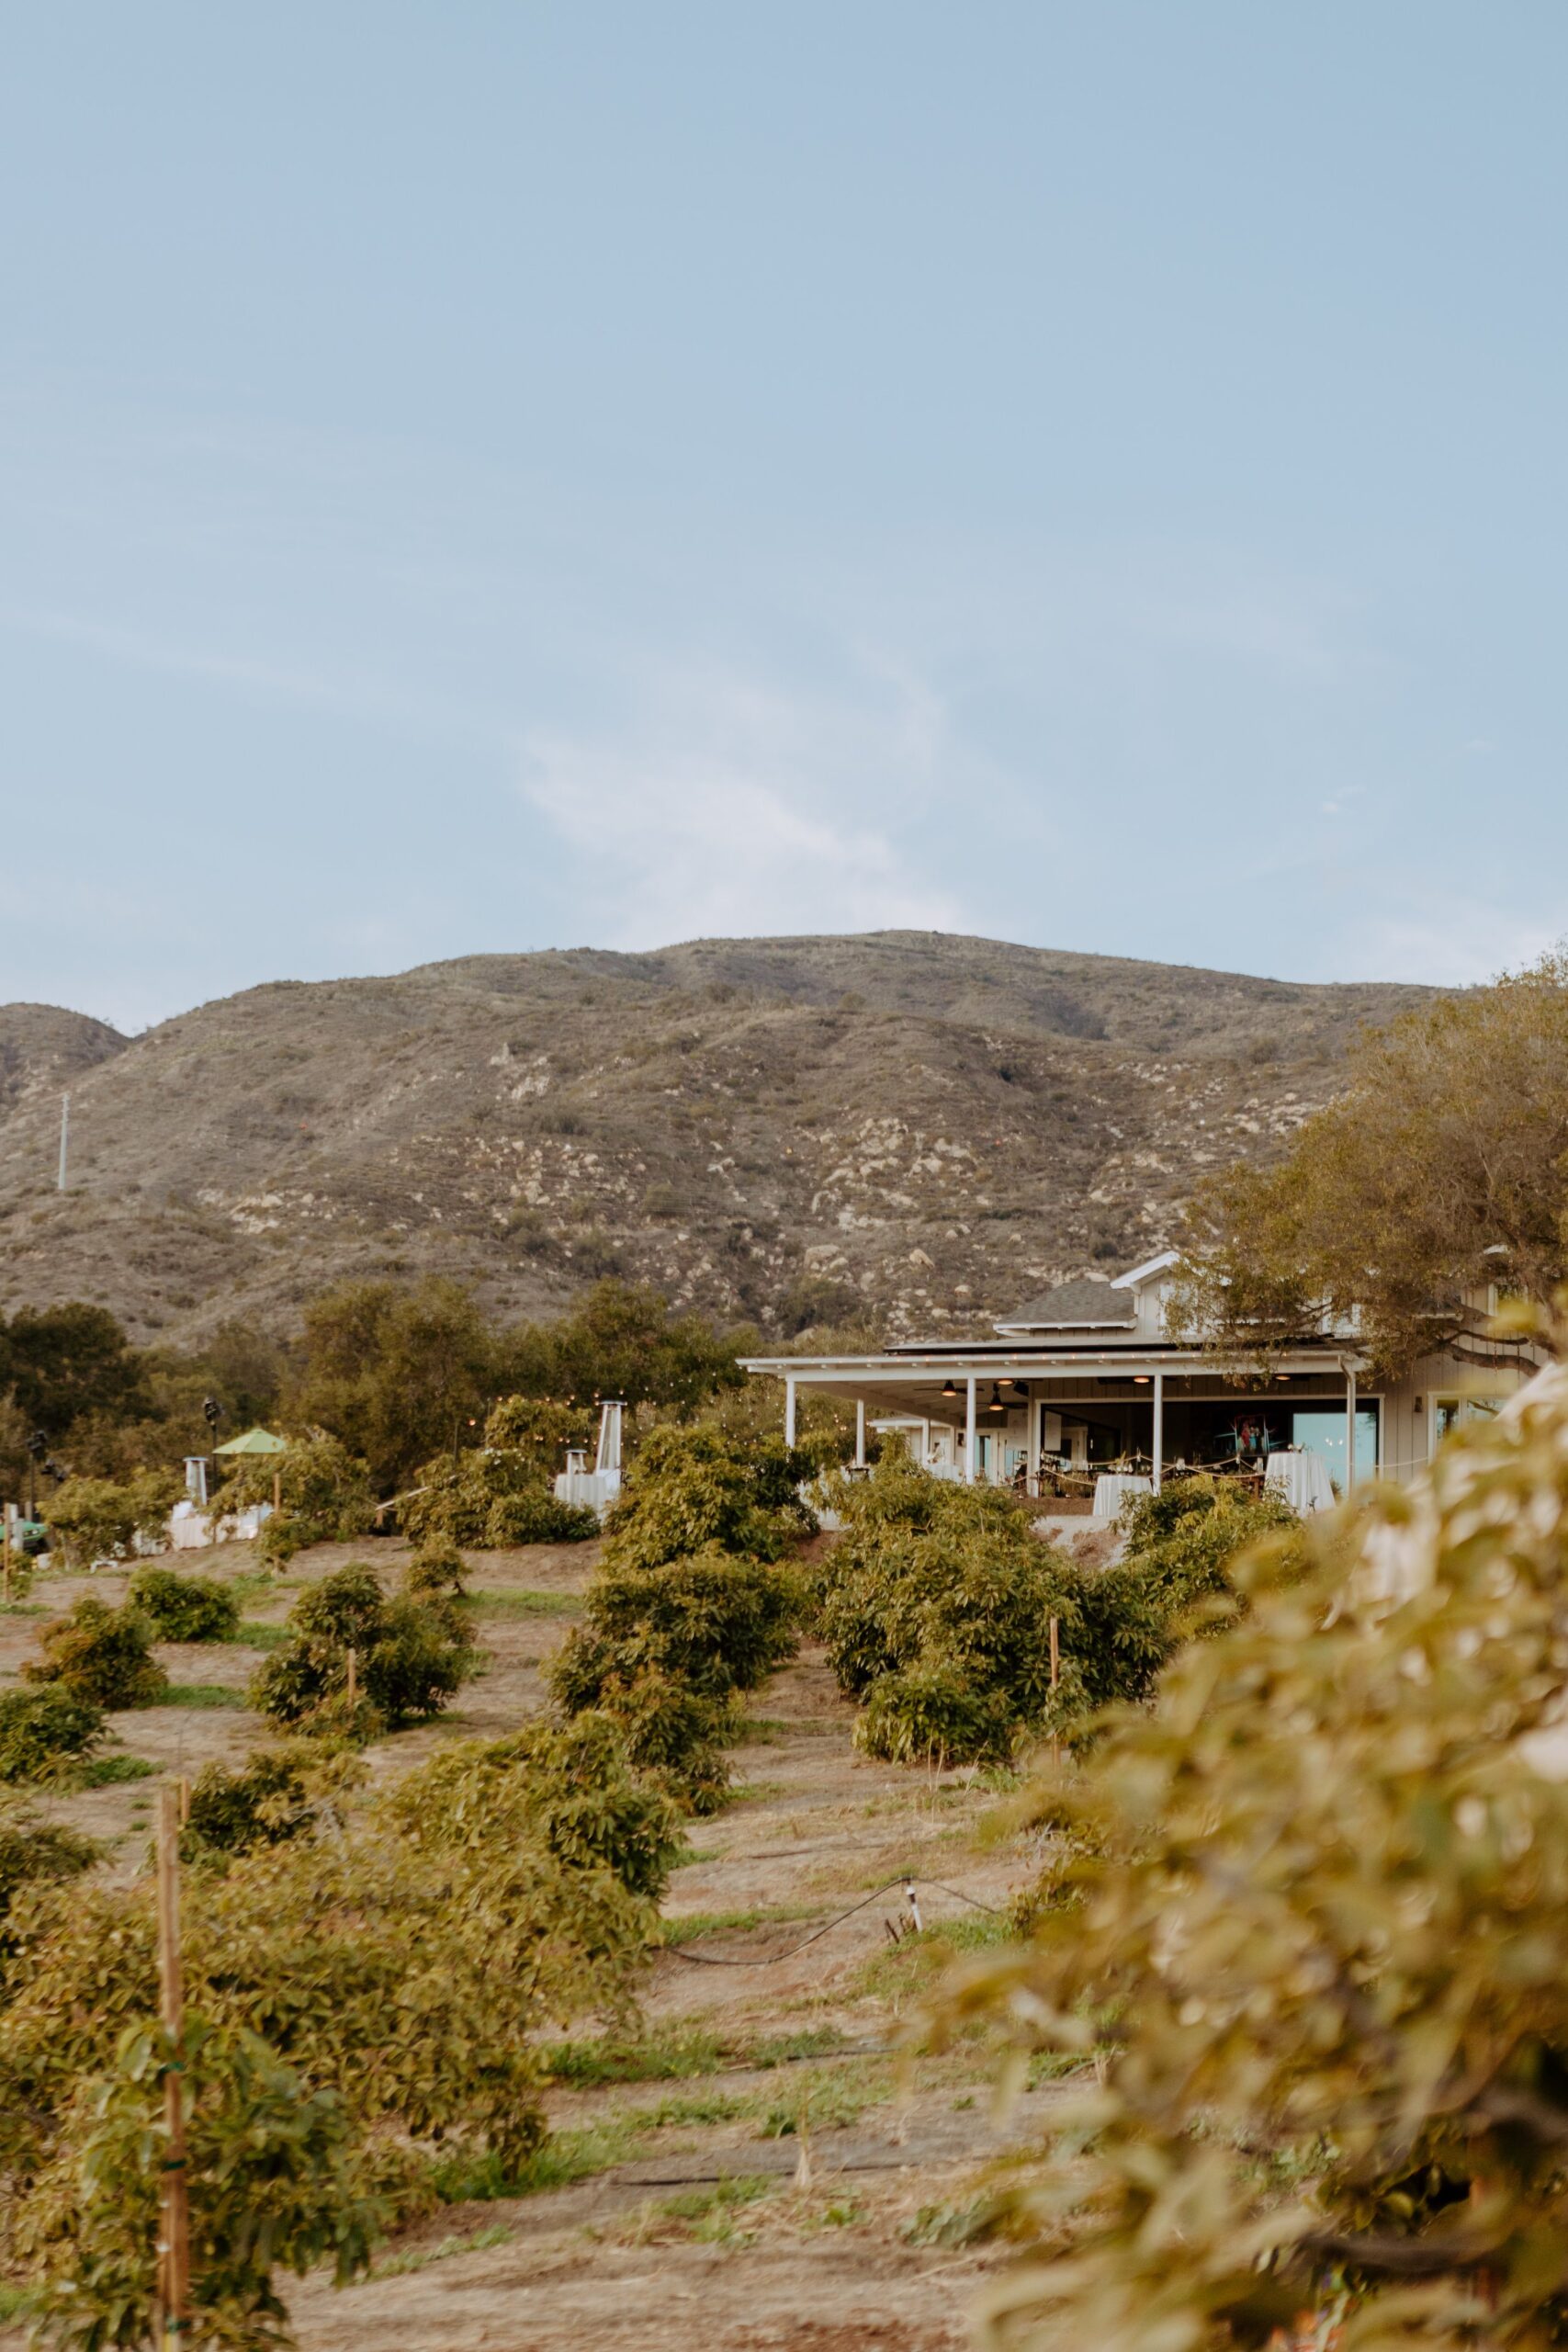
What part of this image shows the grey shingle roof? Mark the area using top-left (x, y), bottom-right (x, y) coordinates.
top-left (995, 1277), bottom-right (1136, 1330)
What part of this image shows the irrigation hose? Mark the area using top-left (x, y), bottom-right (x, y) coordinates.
top-left (663, 1874), bottom-right (1006, 1967)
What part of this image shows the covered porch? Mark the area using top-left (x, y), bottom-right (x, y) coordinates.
top-left (760, 1347), bottom-right (1381, 1516)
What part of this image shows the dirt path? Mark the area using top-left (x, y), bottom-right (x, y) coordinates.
top-left (3, 1539), bottom-right (1051, 2350)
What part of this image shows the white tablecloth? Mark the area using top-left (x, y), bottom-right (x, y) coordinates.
top-left (1265, 1449), bottom-right (1336, 1513)
top-left (1093, 1473), bottom-right (1153, 1517)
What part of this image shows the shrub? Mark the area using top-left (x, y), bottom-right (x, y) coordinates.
top-left (581, 1668), bottom-right (735, 1815)
top-left (1118, 1472), bottom-right (1302, 1619)
top-left (391, 1713), bottom-right (685, 1904)
top-left (127, 1565), bottom-right (241, 1644)
top-left (400, 1450), bottom-right (598, 1550)
top-left (24, 1598), bottom-right (167, 1709)
top-left (938, 1372), bottom-right (1568, 2352)
top-left (550, 1545), bottom-right (799, 1708)
top-left (484, 1487), bottom-right (598, 1546)
top-left (401, 1538), bottom-right (467, 1600)
top-left (818, 1457), bottom-right (1299, 1762)
top-left (854, 1660), bottom-right (1018, 1766)
top-left (1, 1548), bottom-right (34, 1600)
top-left (216, 1431), bottom-right (375, 1564)
top-left (43, 1467), bottom-right (182, 1570)
top-left (482, 1393), bottom-right (595, 1464)
top-left (0, 1813), bottom-right (98, 1949)
top-left (249, 1565), bottom-right (474, 1736)
top-left (183, 1746), bottom-right (315, 1860)
top-left (0, 1689), bottom-right (105, 1785)
top-left (0, 1722), bottom-right (665, 2282)
top-left (599, 1426), bottom-right (809, 1572)
top-left (17, 2019), bottom-right (382, 2344)
top-left (0, 1690), bottom-right (107, 1787)
top-left (815, 1458), bottom-right (1082, 1760)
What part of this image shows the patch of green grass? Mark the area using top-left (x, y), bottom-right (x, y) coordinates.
top-left (657, 2175), bottom-right (773, 2227)
top-left (74, 1754), bottom-right (158, 1788)
top-left (231, 1620), bottom-right (290, 1651)
top-left (758, 2069), bottom-right (880, 2139)
top-left (1026, 2049), bottom-right (1091, 2088)
top-left (459, 1589), bottom-right (584, 1619)
top-left (739, 1714), bottom-right (845, 1740)
top-left (639, 2090), bottom-right (750, 2130)
top-left (368, 2222), bottom-right (511, 2279)
top-left (660, 1903), bottom-right (818, 1949)
top-left (430, 2116), bottom-right (644, 2204)
top-left (852, 1914), bottom-right (1010, 2002)
top-left (226, 1571), bottom-right (279, 1606)
top-left (544, 2026), bottom-right (724, 2086)
top-left (744, 2026), bottom-right (849, 2070)
top-left (801, 2195), bottom-right (866, 2232)
top-left (160, 1683), bottom-right (247, 1709)
top-left (508, 2117), bottom-right (646, 2194)
top-left (0, 1600), bottom-right (45, 1618)
top-left (0, 2282), bottom-right (35, 2321)
top-left (900, 2193), bottom-right (996, 2247)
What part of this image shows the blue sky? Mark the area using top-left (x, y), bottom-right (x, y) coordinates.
top-left (4, 3), bottom-right (1565, 1030)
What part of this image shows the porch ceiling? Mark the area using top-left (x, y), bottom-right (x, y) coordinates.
top-left (745, 1356), bottom-right (1359, 1424)
top-left (744, 1350), bottom-right (1354, 1385)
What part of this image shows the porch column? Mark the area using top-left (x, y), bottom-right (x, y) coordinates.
top-left (964, 1374), bottom-right (976, 1483)
top-left (1152, 1371), bottom-right (1164, 1493)
top-left (784, 1375), bottom-right (796, 1450)
top-left (1345, 1363), bottom-right (1357, 1493)
top-left (854, 1398), bottom-right (865, 1468)
top-left (1026, 1398), bottom-right (1042, 1497)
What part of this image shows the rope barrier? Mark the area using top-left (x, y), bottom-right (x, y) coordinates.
top-left (663, 1874), bottom-right (1007, 1968)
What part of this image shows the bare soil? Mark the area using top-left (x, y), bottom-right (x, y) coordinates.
top-left (2, 1533), bottom-right (1056, 2350)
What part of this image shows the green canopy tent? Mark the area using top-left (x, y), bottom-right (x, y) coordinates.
top-left (212, 1427), bottom-right (288, 1457)
top-left (209, 1425), bottom-right (289, 1514)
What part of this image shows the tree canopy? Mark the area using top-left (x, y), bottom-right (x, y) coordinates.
top-left (502, 1278), bottom-right (746, 1417)
top-left (1172, 951), bottom-right (1568, 1377)
top-left (0, 1305), bottom-right (147, 1444)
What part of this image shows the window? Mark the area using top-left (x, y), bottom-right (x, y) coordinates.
top-left (1291, 1407), bottom-right (1380, 1492)
top-left (1433, 1396), bottom-right (1499, 1449)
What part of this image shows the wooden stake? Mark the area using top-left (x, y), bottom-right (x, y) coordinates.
top-left (273, 1470), bottom-right (282, 1515)
top-left (178, 1776), bottom-right (190, 1829)
top-left (1049, 1613), bottom-right (1061, 1771)
top-left (2, 1503), bottom-right (11, 1604)
top-left (155, 1784), bottom-right (191, 2346)
top-left (345, 1647), bottom-right (357, 1707)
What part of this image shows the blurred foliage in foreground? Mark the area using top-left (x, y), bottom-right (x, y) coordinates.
top-left (940, 1361), bottom-right (1568, 2352)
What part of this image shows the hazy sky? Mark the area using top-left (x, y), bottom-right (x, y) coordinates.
top-left (4, 4), bottom-right (1566, 1030)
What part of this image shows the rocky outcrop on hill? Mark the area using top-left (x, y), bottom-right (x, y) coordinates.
top-left (0, 933), bottom-right (1434, 1345)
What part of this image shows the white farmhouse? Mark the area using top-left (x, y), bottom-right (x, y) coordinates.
top-left (742, 1251), bottom-right (1535, 1517)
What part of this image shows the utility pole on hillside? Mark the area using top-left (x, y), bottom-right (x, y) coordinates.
top-left (57, 1092), bottom-right (69, 1192)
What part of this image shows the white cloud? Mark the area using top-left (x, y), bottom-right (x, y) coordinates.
top-left (516, 658), bottom-right (977, 945)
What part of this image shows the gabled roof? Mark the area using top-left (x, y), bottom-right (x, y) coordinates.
top-left (994, 1276), bottom-right (1137, 1333)
top-left (213, 1425), bottom-right (288, 1456)
top-left (1111, 1249), bottom-right (1180, 1290)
